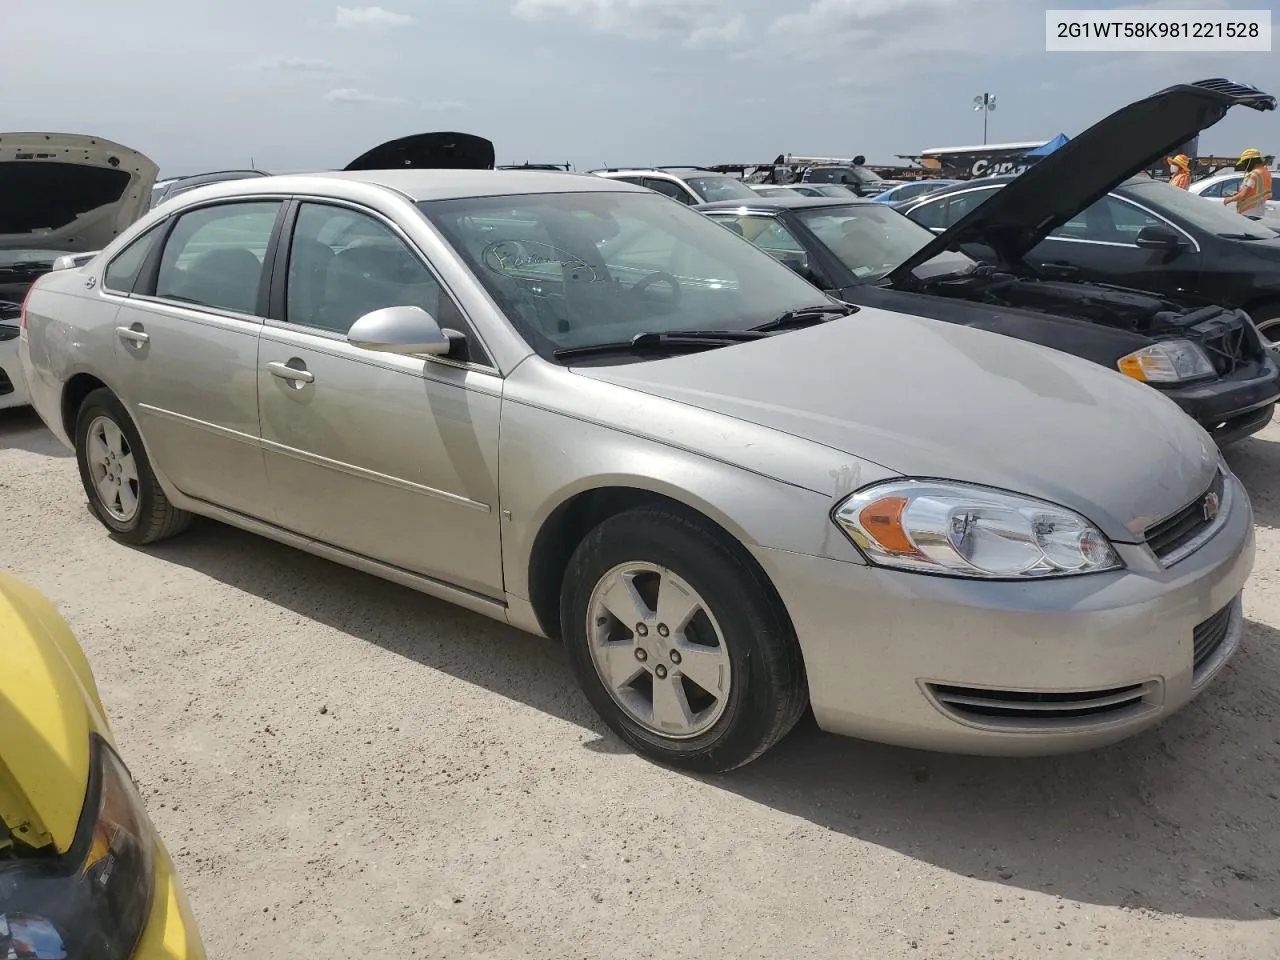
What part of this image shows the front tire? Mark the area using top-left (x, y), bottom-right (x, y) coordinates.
top-left (561, 506), bottom-right (808, 772)
top-left (74, 388), bottom-right (191, 544)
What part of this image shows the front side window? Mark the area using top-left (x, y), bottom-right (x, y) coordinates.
top-left (1051, 195), bottom-right (1163, 244)
top-left (103, 225), bottom-right (163, 293)
top-left (795, 204), bottom-right (975, 282)
top-left (155, 202), bottom-right (281, 315)
top-left (286, 203), bottom-right (470, 339)
top-left (420, 190), bottom-right (832, 360)
top-left (940, 187), bottom-right (1001, 224)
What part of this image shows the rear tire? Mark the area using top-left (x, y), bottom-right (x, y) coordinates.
top-left (74, 388), bottom-right (191, 545)
top-left (561, 506), bottom-right (808, 772)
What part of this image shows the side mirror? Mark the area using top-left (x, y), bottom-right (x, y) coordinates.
top-left (347, 305), bottom-right (452, 356)
top-left (1134, 225), bottom-right (1186, 250)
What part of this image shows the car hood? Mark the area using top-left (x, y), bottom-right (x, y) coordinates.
top-left (0, 132), bottom-right (158, 254)
top-left (343, 132), bottom-right (495, 171)
top-left (577, 307), bottom-right (1218, 543)
top-left (889, 78), bottom-right (1276, 281)
top-left (0, 574), bottom-right (112, 854)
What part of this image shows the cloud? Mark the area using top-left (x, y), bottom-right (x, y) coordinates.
top-left (333, 5), bottom-right (414, 28)
top-left (421, 100), bottom-right (468, 112)
top-left (684, 16), bottom-right (746, 49)
top-left (512, 0), bottom-right (744, 46)
top-left (252, 56), bottom-right (339, 73)
top-left (322, 87), bottom-right (406, 104)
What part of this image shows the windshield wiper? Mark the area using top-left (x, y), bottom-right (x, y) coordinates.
top-left (751, 303), bottom-right (859, 332)
top-left (553, 330), bottom-right (766, 362)
top-left (0, 260), bottom-right (56, 274)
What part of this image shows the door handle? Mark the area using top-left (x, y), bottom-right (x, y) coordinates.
top-left (115, 325), bottom-right (149, 345)
top-left (266, 361), bottom-right (315, 384)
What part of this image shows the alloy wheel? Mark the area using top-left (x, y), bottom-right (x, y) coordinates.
top-left (86, 416), bottom-right (141, 523)
top-left (585, 562), bottom-right (732, 739)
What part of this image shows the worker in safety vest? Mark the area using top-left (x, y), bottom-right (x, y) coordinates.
top-left (1222, 148), bottom-right (1273, 218)
top-left (1168, 154), bottom-right (1192, 190)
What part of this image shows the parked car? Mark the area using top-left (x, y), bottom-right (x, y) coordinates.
top-left (699, 148), bottom-right (1280, 446)
top-left (892, 82), bottom-right (1280, 344)
top-left (871, 179), bottom-right (960, 204)
top-left (21, 155), bottom-right (1253, 772)
top-left (1187, 169), bottom-right (1279, 222)
top-left (801, 164), bottom-right (900, 196)
top-left (0, 572), bottom-right (205, 958)
top-left (0, 133), bottom-right (158, 411)
top-left (592, 167), bottom-right (760, 204)
top-left (150, 169), bottom-right (271, 210)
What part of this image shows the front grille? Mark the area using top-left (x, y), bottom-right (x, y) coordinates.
top-left (1193, 602), bottom-right (1234, 675)
top-left (1144, 470), bottom-right (1226, 563)
top-left (928, 681), bottom-right (1158, 728)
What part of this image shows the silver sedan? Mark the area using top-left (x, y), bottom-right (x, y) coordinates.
top-left (19, 170), bottom-right (1254, 771)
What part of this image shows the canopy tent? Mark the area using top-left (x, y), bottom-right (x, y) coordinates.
top-left (1024, 133), bottom-right (1069, 157)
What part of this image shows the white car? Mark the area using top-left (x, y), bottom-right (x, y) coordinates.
top-left (1188, 170), bottom-right (1279, 221)
top-left (0, 133), bottom-right (158, 410)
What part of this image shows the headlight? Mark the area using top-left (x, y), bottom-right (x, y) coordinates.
top-left (0, 737), bottom-right (154, 959)
top-left (834, 480), bottom-right (1122, 579)
top-left (1117, 340), bottom-right (1214, 383)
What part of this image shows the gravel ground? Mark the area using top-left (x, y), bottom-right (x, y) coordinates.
top-left (3, 405), bottom-right (1279, 960)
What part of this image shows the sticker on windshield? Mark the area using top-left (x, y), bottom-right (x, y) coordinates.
top-left (481, 240), bottom-right (598, 281)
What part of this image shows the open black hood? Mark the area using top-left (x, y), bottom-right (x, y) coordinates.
top-left (889, 78), bottom-right (1275, 284)
top-left (343, 132), bottom-right (495, 171)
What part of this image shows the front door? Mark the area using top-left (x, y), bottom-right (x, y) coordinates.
top-left (256, 200), bottom-right (504, 598)
top-left (112, 199), bottom-right (281, 518)
top-left (1025, 194), bottom-right (1202, 297)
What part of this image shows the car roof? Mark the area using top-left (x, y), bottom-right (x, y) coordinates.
top-left (696, 195), bottom-right (876, 211)
top-left (159, 168), bottom-right (643, 205)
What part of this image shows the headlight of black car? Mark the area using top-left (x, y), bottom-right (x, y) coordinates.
top-left (0, 736), bottom-right (154, 959)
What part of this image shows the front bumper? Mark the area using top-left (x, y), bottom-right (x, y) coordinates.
top-left (133, 843), bottom-right (206, 960)
top-left (1158, 357), bottom-right (1280, 444)
top-left (751, 472), bottom-right (1255, 755)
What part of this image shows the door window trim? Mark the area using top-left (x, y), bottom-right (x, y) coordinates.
top-left (266, 195), bottom-right (500, 375)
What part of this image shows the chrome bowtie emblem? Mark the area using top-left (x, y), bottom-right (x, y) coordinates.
top-left (1203, 491), bottom-right (1221, 523)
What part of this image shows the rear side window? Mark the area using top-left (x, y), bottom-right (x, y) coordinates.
top-left (906, 196), bottom-right (947, 229)
top-left (155, 202), bottom-right (281, 315)
top-left (103, 225), bottom-right (163, 294)
top-left (1197, 177), bottom-right (1240, 199)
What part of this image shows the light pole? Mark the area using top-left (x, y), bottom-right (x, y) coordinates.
top-left (973, 92), bottom-right (997, 145)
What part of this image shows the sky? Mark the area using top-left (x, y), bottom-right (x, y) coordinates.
top-left (5, 0), bottom-right (1277, 175)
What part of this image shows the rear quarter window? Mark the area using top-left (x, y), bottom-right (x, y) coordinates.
top-left (103, 225), bottom-right (164, 294)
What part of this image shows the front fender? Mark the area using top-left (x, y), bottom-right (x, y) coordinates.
top-left (497, 399), bottom-right (881, 604)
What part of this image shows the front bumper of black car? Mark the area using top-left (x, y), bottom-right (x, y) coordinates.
top-left (1158, 356), bottom-right (1280, 444)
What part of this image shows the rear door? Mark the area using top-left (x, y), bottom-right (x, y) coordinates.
top-left (111, 199), bottom-right (281, 518)
top-left (255, 199), bottom-right (504, 597)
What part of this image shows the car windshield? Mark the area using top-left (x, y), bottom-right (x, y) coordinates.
top-left (793, 204), bottom-right (976, 282)
top-left (420, 191), bottom-right (836, 360)
top-left (1124, 178), bottom-right (1275, 240)
top-left (683, 176), bottom-right (758, 202)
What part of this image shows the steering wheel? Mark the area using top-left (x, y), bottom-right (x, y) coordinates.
top-left (629, 271), bottom-right (682, 312)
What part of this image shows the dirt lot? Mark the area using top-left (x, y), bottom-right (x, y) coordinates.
top-left (3, 406), bottom-right (1279, 960)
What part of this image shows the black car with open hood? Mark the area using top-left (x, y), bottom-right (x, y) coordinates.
top-left (343, 132), bottom-right (495, 171)
top-left (696, 80), bottom-right (1280, 445)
